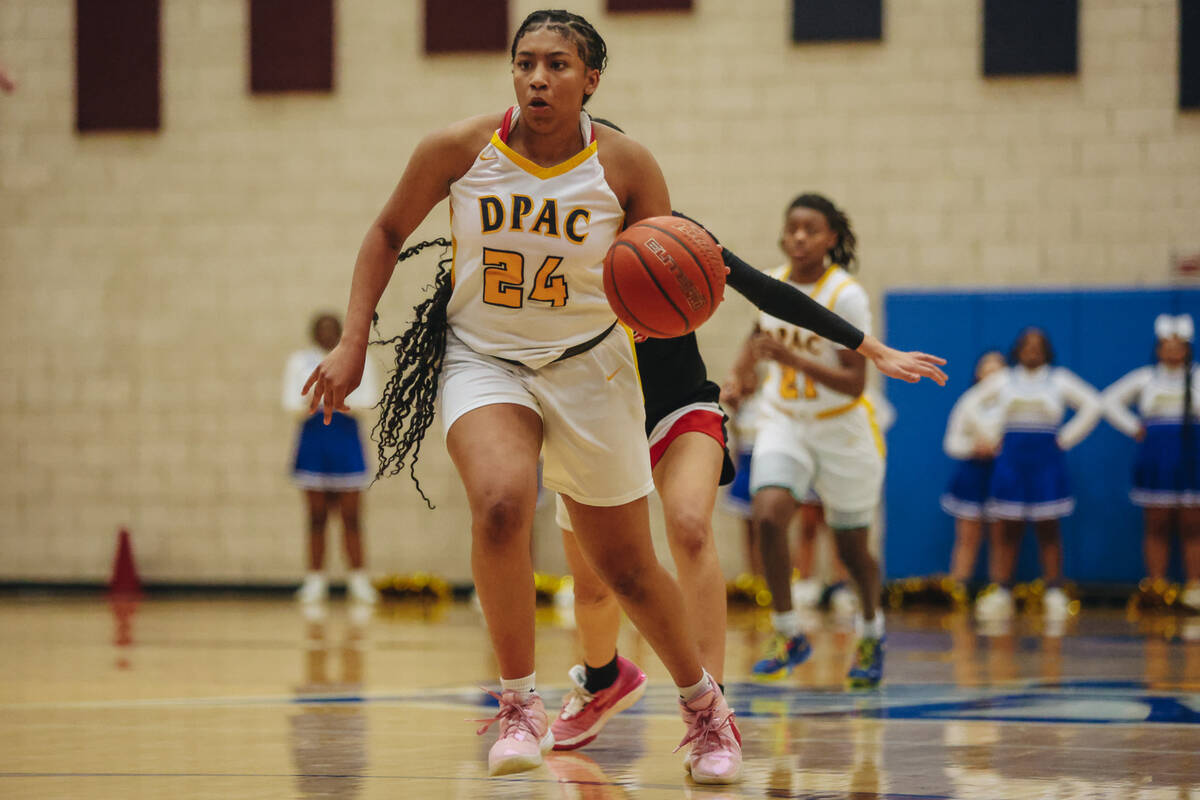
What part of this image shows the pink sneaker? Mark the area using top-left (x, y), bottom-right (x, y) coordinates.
top-left (551, 656), bottom-right (647, 750)
top-left (474, 689), bottom-right (554, 776)
top-left (676, 679), bottom-right (742, 784)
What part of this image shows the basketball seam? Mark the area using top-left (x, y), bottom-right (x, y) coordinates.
top-left (608, 242), bottom-right (675, 338)
top-left (616, 240), bottom-right (690, 335)
top-left (639, 221), bottom-right (717, 305)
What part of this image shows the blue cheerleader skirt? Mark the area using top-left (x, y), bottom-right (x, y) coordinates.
top-left (985, 429), bottom-right (1074, 521)
top-left (721, 450), bottom-right (754, 518)
top-left (291, 411), bottom-right (369, 491)
top-left (940, 458), bottom-right (995, 520)
top-left (1131, 421), bottom-right (1200, 507)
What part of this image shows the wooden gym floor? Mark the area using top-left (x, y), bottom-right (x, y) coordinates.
top-left (1, 595), bottom-right (1197, 799)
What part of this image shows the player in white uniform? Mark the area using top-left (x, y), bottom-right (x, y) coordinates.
top-left (940, 351), bottom-right (1007, 598)
top-left (1103, 314), bottom-right (1200, 612)
top-left (962, 328), bottom-right (1103, 622)
top-left (301, 10), bottom-right (742, 783)
top-left (727, 194), bottom-right (888, 688)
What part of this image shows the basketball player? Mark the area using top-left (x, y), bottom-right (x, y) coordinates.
top-left (282, 313), bottom-right (380, 605)
top-left (1103, 315), bottom-right (1200, 612)
top-left (551, 202), bottom-right (947, 750)
top-left (725, 194), bottom-right (890, 688)
top-left (303, 10), bottom-right (746, 783)
top-left (966, 328), bottom-right (1102, 622)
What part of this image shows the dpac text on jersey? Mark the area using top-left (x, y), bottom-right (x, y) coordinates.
top-left (479, 195), bottom-right (591, 243)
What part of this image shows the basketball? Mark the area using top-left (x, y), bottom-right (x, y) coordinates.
top-left (603, 215), bottom-right (726, 338)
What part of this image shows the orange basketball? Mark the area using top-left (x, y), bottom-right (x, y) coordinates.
top-left (602, 215), bottom-right (726, 338)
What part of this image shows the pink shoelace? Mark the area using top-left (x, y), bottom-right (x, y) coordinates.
top-left (473, 688), bottom-right (540, 740)
top-left (674, 692), bottom-right (738, 754)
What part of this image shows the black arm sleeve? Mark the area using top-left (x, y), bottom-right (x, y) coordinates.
top-left (724, 248), bottom-right (865, 351)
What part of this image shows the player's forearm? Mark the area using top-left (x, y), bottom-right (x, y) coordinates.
top-left (342, 225), bottom-right (402, 348)
top-left (795, 356), bottom-right (866, 397)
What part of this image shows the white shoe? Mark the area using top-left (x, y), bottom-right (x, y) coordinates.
top-left (1180, 582), bottom-right (1200, 612)
top-left (830, 585), bottom-right (860, 618)
top-left (974, 586), bottom-right (1014, 621)
top-left (791, 578), bottom-right (823, 609)
top-left (347, 572), bottom-right (378, 605)
top-left (295, 573), bottom-right (327, 604)
top-left (1043, 587), bottom-right (1072, 619)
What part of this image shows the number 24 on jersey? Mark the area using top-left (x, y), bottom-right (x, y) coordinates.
top-left (481, 247), bottom-right (568, 309)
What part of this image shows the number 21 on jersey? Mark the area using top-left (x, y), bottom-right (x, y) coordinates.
top-left (482, 247), bottom-right (568, 309)
top-left (780, 366), bottom-right (818, 400)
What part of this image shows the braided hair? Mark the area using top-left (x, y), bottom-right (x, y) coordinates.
top-left (511, 9), bottom-right (608, 105)
top-left (370, 238), bottom-right (453, 508)
top-left (789, 193), bottom-right (858, 272)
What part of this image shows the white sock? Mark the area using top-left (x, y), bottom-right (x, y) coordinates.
top-left (348, 569), bottom-right (368, 582)
top-left (305, 571), bottom-right (324, 582)
top-left (771, 610), bottom-right (801, 638)
top-left (677, 669), bottom-right (712, 702)
top-left (856, 613), bottom-right (885, 639)
top-left (500, 672), bottom-right (536, 695)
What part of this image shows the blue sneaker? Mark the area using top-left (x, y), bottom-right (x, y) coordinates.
top-left (846, 636), bottom-right (885, 689)
top-left (752, 633), bottom-right (811, 681)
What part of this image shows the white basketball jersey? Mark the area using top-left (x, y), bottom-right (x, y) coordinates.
top-left (446, 108), bottom-right (624, 369)
top-left (757, 264), bottom-right (872, 419)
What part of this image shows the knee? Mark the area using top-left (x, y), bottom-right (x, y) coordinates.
top-left (572, 576), bottom-right (614, 608)
top-left (473, 495), bottom-right (530, 551)
top-left (596, 559), bottom-right (650, 604)
top-left (666, 508), bottom-right (713, 563)
top-left (307, 510), bottom-right (328, 529)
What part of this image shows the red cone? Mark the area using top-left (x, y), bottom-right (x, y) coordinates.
top-left (109, 528), bottom-right (142, 597)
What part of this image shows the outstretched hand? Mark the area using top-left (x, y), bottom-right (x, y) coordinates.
top-left (862, 337), bottom-right (948, 385)
top-left (301, 341), bottom-right (365, 424)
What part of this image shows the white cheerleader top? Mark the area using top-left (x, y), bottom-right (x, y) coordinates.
top-left (445, 108), bottom-right (625, 369)
top-left (943, 383), bottom-right (1005, 459)
top-left (1103, 364), bottom-right (1200, 435)
top-left (963, 365), bottom-right (1102, 451)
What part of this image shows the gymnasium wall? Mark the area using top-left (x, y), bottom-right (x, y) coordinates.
top-left (0, 0), bottom-right (1198, 584)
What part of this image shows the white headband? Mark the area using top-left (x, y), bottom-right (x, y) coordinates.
top-left (1155, 313), bottom-right (1194, 343)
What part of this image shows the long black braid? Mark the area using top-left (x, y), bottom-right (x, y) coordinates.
top-left (789, 193), bottom-right (858, 272)
top-left (370, 238), bottom-right (453, 508)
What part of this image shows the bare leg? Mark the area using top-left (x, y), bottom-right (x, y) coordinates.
top-left (794, 505), bottom-right (820, 579)
top-left (1181, 507), bottom-right (1200, 583)
top-left (655, 432), bottom-right (727, 684)
top-left (743, 519), bottom-right (763, 577)
top-left (1143, 507), bottom-right (1173, 581)
top-left (1034, 519), bottom-right (1062, 585)
top-left (563, 495), bottom-right (704, 687)
top-left (304, 490), bottom-right (328, 571)
top-left (833, 527), bottom-right (881, 621)
top-left (754, 488), bottom-right (799, 613)
top-left (561, 527), bottom-right (622, 669)
top-left (989, 520), bottom-right (1023, 585)
top-left (950, 517), bottom-right (984, 583)
top-left (336, 490), bottom-right (365, 570)
top-left (446, 404), bottom-right (542, 680)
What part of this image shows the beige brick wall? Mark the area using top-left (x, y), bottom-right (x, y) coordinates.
top-left (1, 0), bottom-right (1198, 584)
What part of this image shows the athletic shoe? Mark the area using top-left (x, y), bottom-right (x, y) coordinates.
top-left (295, 573), bottom-right (327, 604)
top-left (347, 573), bottom-right (378, 605)
top-left (676, 679), bottom-right (742, 784)
top-left (1043, 587), bottom-right (1074, 619)
top-left (751, 633), bottom-right (812, 681)
top-left (974, 585), bottom-right (1014, 621)
top-left (846, 636), bottom-right (885, 689)
top-left (1179, 582), bottom-right (1200, 613)
top-left (791, 578), bottom-right (823, 609)
top-left (475, 689), bottom-right (554, 776)
top-left (551, 657), bottom-right (647, 750)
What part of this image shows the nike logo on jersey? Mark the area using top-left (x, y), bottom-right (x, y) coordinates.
top-left (479, 153), bottom-right (496, 161)
top-left (606, 367), bottom-right (623, 381)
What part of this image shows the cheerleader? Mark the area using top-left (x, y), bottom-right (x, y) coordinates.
top-left (1103, 314), bottom-right (1200, 612)
top-left (282, 313), bottom-right (381, 605)
top-left (965, 328), bottom-right (1103, 621)
top-left (940, 351), bottom-right (1007, 593)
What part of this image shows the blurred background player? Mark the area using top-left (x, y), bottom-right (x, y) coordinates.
top-left (729, 193), bottom-right (888, 689)
top-left (1103, 314), bottom-right (1200, 612)
top-left (967, 328), bottom-right (1103, 622)
top-left (722, 387), bottom-right (766, 582)
top-left (283, 313), bottom-right (380, 605)
top-left (940, 350), bottom-right (1007, 599)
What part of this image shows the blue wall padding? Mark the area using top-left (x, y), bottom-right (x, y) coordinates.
top-left (882, 286), bottom-right (1200, 584)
